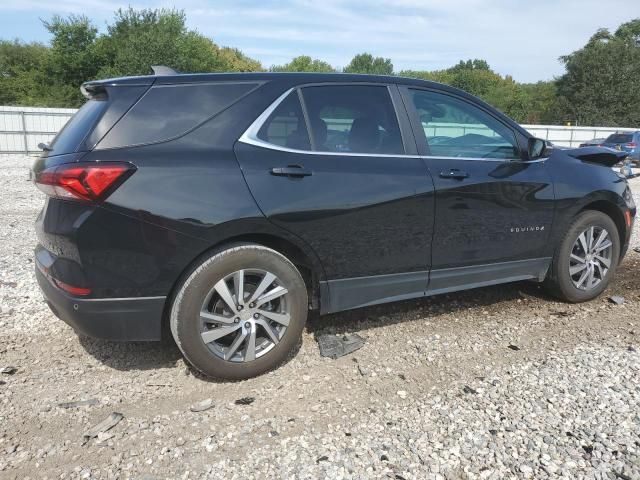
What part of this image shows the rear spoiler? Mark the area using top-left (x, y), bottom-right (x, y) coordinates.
top-left (80, 66), bottom-right (179, 99)
top-left (80, 83), bottom-right (107, 100)
top-left (566, 146), bottom-right (629, 167)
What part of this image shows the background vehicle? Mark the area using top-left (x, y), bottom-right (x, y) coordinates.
top-left (601, 131), bottom-right (640, 165)
top-left (32, 72), bottom-right (636, 379)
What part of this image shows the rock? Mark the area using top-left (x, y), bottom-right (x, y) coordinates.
top-left (57, 399), bottom-right (99, 409)
top-left (189, 399), bottom-right (214, 413)
top-left (1, 366), bottom-right (17, 375)
top-left (507, 345), bottom-right (520, 351)
top-left (83, 412), bottom-right (124, 443)
top-left (234, 397), bottom-right (255, 406)
top-left (397, 390), bottom-right (407, 399)
top-left (609, 296), bottom-right (625, 305)
top-left (463, 386), bottom-right (477, 394)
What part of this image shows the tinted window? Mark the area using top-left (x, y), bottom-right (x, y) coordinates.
top-left (49, 100), bottom-right (107, 155)
top-left (98, 82), bottom-right (259, 149)
top-left (606, 133), bottom-right (633, 144)
top-left (257, 91), bottom-right (310, 150)
top-left (409, 89), bottom-right (519, 160)
top-left (301, 85), bottom-right (404, 154)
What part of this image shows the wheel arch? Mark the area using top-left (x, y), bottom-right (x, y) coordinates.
top-left (160, 230), bottom-right (326, 339)
top-left (578, 199), bottom-right (627, 258)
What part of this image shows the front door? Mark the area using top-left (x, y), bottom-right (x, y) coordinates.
top-left (401, 87), bottom-right (555, 294)
top-left (235, 84), bottom-right (435, 312)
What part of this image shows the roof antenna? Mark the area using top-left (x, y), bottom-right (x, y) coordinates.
top-left (151, 65), bottom-right (178, 75)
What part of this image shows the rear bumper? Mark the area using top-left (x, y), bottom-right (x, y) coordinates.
top-left (36, 265), bottom-right (165, 341)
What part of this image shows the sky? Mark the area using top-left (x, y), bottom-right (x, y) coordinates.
top-left (0, 0), bottom-right (638, 82)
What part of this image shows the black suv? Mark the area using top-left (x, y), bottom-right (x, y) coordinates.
top-left (33, 72), bottom-right (636, 379)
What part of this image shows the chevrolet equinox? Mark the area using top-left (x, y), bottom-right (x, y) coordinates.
top-left (33, 72), bottom-right (636, 379)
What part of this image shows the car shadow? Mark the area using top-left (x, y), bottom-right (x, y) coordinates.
top-left (306, 279), bottom-right (552, 338)
top-left (76, 279), bottom-right (551, 377)
top-left (78, 334), bottom-right (184, 372)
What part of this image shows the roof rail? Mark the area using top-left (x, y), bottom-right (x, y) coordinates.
top-left (151, 65), bottom-right (179, 75)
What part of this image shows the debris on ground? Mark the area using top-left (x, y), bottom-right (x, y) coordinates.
top-left (463, 385), bottom-right (478, 394)
top-left (507, 345), bottom-right (521, 351)
top-left (1, 366), bottom-right (17, 375)
top-left (57, 399), bottom-right (99, 409)
top-left (82, 412), bottom-right (124, 443)
top-left (609, 296), bottom-right (625, 305)
top-left (234, 397), bottom-right (255, 406)
top-left (317, 334), bottom-right (365, 359)
top-left (189, 398), bottom-right (214, 412)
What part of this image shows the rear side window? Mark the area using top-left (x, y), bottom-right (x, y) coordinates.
top-left (257, 91), bottom-right (311, 150)
top-left (97, 82), bottom-right (259, 149)
top-left (49, 100), bottom-right (107, 155)
top-left (301, 85), bottom-right (404, 154)
top-left (606, 133), bottom-right (633, 143)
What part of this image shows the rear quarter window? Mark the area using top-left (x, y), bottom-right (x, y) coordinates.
top-left (97, 82), bottom-right (260, 149)
top-left (49, 100), bottom-right (108, 156)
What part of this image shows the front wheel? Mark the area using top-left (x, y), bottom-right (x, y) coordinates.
top-left (545, 210), bottom-right (620, 302)
top-left (170, 244), bottom-right (308, 380)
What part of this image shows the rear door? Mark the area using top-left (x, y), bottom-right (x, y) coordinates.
top-left (401, 86), bottom-right (555, 294)
top-left (235, 83), bottom-right (435, 313)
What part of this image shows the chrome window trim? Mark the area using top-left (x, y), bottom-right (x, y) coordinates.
top-left (237, 86), bottom-right (546, 163)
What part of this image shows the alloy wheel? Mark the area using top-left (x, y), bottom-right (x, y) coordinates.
top-left (569, 225), bottom-right (613, 291)
top-left (199, 269), bottom-right (290, 362)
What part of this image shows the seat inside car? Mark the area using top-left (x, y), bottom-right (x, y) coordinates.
top-left (348, 117), bottom-right (380, 153)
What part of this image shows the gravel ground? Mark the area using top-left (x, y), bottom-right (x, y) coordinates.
top-left (1, 157), bottom-right (639, 480)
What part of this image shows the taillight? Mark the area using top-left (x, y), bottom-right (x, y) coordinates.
top-left (34, 162), bottom-right (135, 202)
top-left (626, 142), bottom-right (637, 148)
top-left (53, 278), bottom-right (92, 296)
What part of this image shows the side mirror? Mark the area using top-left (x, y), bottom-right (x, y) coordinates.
top-left (528, 137), bottom-right (552, 160)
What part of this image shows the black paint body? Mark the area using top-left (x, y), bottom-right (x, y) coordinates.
top-left (32, 73), bottom-right (636, 340)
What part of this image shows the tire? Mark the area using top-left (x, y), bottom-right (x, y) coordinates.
top-left (170, 243), bottom-right (308, 380)
top-left (545, 210), bottom-right (620, 302)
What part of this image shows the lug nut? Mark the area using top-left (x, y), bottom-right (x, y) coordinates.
top-left (237, 305), bottom-right (243, 311)
top-left (234, 317), bottom-right (240, 323)
top-left (244, 322), bottom-right (251, 329)
top-left (253, 313), bottom-right (259, 319)
top-left (249, 302), bottom-right (255, 308)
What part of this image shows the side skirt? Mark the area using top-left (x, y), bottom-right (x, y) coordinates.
top-left (319, 258), bottom-right (551, 315)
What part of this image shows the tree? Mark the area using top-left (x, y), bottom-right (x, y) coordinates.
top-left (450, 59), bottom-right (491, 72)
top-left (270, 55), bottom-right (334, 72)
top-left (344, 53), bottom-right (393, 75)
top-left (556, 18), bottom-right (640, 126)
top-left (0, 40), bottom-right (49, 105)
top-left (43, 15), bottom-right (99, 106)
top-left (399, 61), bottom-right (558, 124)
top-left (217, 47), bottom-right (263, 72)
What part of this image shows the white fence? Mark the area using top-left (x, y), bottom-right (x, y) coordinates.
top-left (0, 106), bottom-right (76, 155)
top-left (522, 124), bottom-right (638, 148)
top-left (0, 105), bottom-right (637, 155)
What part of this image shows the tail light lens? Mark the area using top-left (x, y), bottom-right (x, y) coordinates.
top-left (34, 162), bottom-right (135, 202)
top-left (53, 278), bottom-right (92, 296)
top-left (626, 142), bottom-right (637, 148)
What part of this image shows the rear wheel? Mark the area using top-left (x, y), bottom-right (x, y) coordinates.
top-left (170, 244), bottom-right (308, 380)
top-left (545, 210), bottom-right (620, 302)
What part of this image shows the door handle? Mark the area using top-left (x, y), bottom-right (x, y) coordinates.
top-left (440, 169), bottom-right (469, 180)
top-left (270, 165), bottom-right (313, 178)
